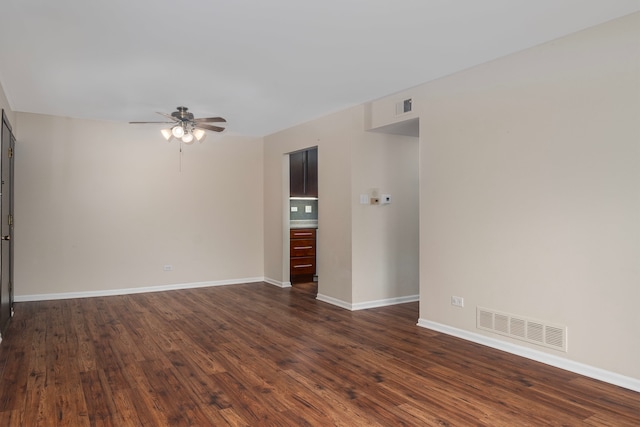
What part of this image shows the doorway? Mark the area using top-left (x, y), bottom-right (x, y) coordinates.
top-left (288, 147), bottom-right (318, 294)
top-left (0, 110), bottom-right (15, 338)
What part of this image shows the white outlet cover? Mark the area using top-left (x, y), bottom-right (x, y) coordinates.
top-left (291, 206), bottom-right (298, 212)
top-left (305, 205), bottom-right (312, 213)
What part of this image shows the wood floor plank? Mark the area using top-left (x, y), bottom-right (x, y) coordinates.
top-left (164, 351), bottom-right (234, 418)
top-left (282, 368), bottom-right (387, 427)
top-left (108, 388), bottom-right (146, 427)
top-left (82, 368), bottom-right (125, 427)
top-left (139, 359), bottom-right (215, 426)
top-left (0, 348), bottom-right (29, 412)
top-left (0, 282), bottom-right (638, 426)
top-left (119, 359), bottom-right (174, 426)
top-left (0, 409), bottom-right (26, 427)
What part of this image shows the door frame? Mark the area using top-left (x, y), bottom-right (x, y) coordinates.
top-left (0, 109), bottom-right (15, 339)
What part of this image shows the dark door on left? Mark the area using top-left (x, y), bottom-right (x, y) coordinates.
top-left (0, 110), bottom-right (15, 337)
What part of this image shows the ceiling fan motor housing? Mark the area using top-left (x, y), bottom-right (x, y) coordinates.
top-left (172, 106), bottom-right (194, 121)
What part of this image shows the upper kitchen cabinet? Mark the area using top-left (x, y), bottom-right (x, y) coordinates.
top-left (290, 147), bottom-right (318, 198)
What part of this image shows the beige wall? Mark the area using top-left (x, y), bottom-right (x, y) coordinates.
top-left (14, 113), bottom-right (264, 297)
top-left (263, 106), bottom-right (420, 306)
top-left (264, 107), bottom-right (357, 303)
top-left (412, 13), bottom-right (639, 379)
top-left (351, 131), bottom-right (419, 304)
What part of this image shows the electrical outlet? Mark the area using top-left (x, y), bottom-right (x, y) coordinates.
top-left (163, 265), bottom-right (173, 271)
top-left (451, 296), bottom-right (464, 307)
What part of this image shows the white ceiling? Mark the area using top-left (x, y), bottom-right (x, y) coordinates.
top-left (0, 1), bottom-right (638, 136)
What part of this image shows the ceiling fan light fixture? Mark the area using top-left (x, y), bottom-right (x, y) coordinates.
top-left (193, 128), bottom-right (206, 141)
top-left (172, 125), bottom-right (184, 138)
top-left (130, 107), bottom-right (226, 145)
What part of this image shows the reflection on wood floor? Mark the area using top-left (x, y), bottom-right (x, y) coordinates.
top-left (0, 281), bottom-right (638, 426)
top-left (291, 280), bottom-right (317, 296)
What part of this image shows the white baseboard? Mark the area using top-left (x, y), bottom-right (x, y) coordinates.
top-left (352, 294), bottom-right (419, 311)
top-left (264, 277), bottom-right (292, 288)
top-left (417, 319), bottom-right (640, 393)
top-left (316, 293), bottom-right (352, 310)
top-left (14, 277), bottom-right (266, 302)
top-left (316, 293), bottom-right (419, 311)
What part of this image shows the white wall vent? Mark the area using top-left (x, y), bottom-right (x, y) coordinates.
top-left (476, 307), bottom-right (567, 352)
top-left (395, 98), bottom-right (412, 115)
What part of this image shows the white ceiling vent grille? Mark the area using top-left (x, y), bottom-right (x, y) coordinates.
top-left (477, 307), bottom-right (567, 352)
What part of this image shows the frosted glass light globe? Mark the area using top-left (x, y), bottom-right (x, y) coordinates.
top-left (172, 125), bottom-right (184, 138)
top-left (182, 132), bottom-right (194, 143)
top-left (193, 129), bottom-right (206, 141)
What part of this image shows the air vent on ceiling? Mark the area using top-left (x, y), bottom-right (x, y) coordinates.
top-left (395, 98), bottom-right (412, 115)
top-left (476, 307), bottom-right (567, 352)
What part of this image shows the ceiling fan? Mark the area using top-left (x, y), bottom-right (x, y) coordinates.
top-left (130, 106), bottom-right (226, 143)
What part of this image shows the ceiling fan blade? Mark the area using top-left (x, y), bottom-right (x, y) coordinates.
top-left (156, 112), bottom-right (180, 121)
top-left (195, 123), bottom-right (226, 132)
top-left (129, 121), bottom-right (175, 124)
top-left (194, 117), bottom-right (227, 123)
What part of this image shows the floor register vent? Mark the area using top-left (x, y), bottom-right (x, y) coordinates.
top-left (477, 307), bottom-right (567, 352)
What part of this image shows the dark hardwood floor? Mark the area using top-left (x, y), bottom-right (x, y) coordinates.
top-left (0, 282), bottom-right (637, 426)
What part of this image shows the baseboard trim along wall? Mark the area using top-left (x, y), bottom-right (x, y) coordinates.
top-left (316, 293), bottom-right (419, 311)
top-left (14, 277), bottom-right (266, 302)
top-left (264, 277), bottom-right (292, 288)
top-left (352, 295), bottom-right (419, 311)
top-left (316, 293), bottom-right (352, 310)
top-left (417, 319), bottom-right (640, 393)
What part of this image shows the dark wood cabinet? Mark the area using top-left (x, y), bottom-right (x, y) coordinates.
top-left (305, 147), bottom-right (317, 197)
top-left (289, 148), bottom-right (318, 198)
top-left (289, 151), bottom-right (305, 196)
top-left (290, 228), bottom-right (316, 283)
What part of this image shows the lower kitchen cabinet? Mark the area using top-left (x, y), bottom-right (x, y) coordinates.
top-left (290, 228), bottom-right (316, 283)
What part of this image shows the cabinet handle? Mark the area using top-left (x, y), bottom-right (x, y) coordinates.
top-left (293, 264), bottom-right (313, 268)
top-left (293, 246), bottom-right (313, 250)
top-left (293, 232), bottom-right (313, 236)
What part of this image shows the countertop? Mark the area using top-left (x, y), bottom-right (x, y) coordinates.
top-left (290, 220), bottom-right (318, 229)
